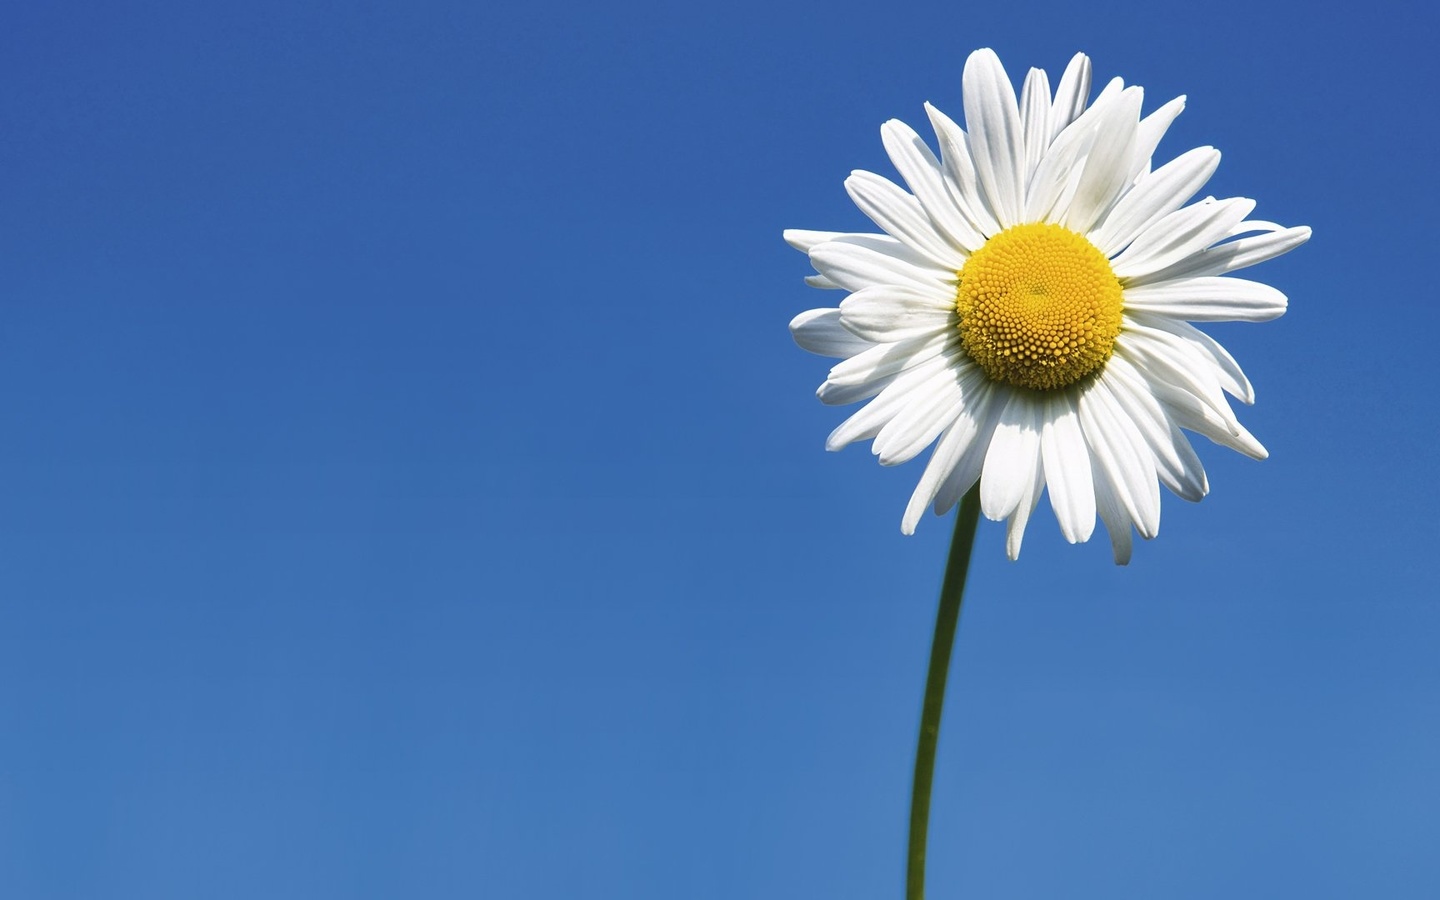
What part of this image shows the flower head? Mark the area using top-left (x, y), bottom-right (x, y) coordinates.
top-left (787, 49), bottom-right (1309, 563)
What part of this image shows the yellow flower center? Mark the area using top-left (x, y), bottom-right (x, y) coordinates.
top-left (956, 223), bottom-right (1123, 391)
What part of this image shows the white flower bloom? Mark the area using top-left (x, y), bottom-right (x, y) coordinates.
top-left (788, 49), bottom-right (1309, 563)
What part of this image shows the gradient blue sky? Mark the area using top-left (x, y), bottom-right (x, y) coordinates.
top-left (0, 1), bottom-right (1435, 898)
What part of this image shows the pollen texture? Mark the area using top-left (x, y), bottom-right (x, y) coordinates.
top-left (956, 223), bottom-right (1123, 391)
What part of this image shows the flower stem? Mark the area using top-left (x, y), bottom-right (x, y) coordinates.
top-left (906, 484), bottom-right (982, 900)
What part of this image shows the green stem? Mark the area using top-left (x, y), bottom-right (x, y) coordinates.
top-left (906, 484), bottom-right (982, 900)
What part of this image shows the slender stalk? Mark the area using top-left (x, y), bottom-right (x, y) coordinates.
top-left (906, 484), bottom-right (982, 900)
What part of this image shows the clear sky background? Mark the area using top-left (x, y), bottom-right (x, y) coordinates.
top-left (0, 1), bottom-right (1434, 898)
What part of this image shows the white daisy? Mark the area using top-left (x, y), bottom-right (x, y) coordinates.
top-left (787, 48), bottom-right (1309, 564)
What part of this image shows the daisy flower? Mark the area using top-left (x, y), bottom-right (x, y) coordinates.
top-left (787, 48), bottom-right (1309, 563)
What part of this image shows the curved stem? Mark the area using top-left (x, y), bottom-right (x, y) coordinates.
top-left (906, 484), bottom-right (982, 900)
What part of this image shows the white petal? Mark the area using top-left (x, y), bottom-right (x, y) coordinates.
top-left (1048, 53), bottom-right (1092, 141)
top-left (1153, 383), bottom-right (1268, 460)
top-left (1229, 220), bottom-right (1286, 237)
top-left (788, 230), bottom-right (880, 288)
top-left (1111, 197), bottom-right (1257, 280)
top-left (838, 283), bottom-right (956, 343)
top-left (1128, 95), bottom-right (1185, 183)
top-left (1125, 312), bottom-right (1254, 403)
top-left (1040, 391), bottom-right (1096, 543)
top-left (1078, 381), bottom-right (1160, 538)
top-left (1116, 325), bottom-right (1240, 432)
top-left (784, 229), bottom-right (858, 253)
top-left (1023, 82), bottom-right (1129, 224)
top-left (789, 308), bottom-right (875, 358)
top-left (1091, 77), bottom-right (1124, 107)
top-left (902, 378), bottom-right (1000, 533)
top-left (1020, 67), bottom-right (1053, 189)
top-left (823, 232), bottom-right (944, 259)
top-left (1062, 87), bottom-right (1144, 234)
top-left (1127, 225), bottom-right (1312, 284)
top-left (809, 239), bottom-right (952, 293)
top-left (1091, 464), bottom-right (1135, 565)
top-left (1121, 275), bottom-right (1287, 322)
top-left (980, 390), bottom-right (1043, 521)
top-left (932, 384), bottom-right (1008, 515)
top-left (1023, 115), bottom-right (1094, 224)
top-left (826, 352), bottom-right (958, 450)
top-left (1115, 341), bottom-right (1264, 459)
top-left (874, 362), bottom-right (973, 465)
top-left (818, 375), bottom-right (899, 407)
top-left (963, 48), bottom-right (1026, 228)
top-left (821, 331), bottom-right (954, 396)
top-left (1005, 447), bottom-right (1046, 560)
top-left (845, 170), bottom-right (964, 268)
top-left (923, 103), bottom-right (1000, 240)
top-left (1097, 358), bottom-right (1209, 501)
top-left (880, 119), bottom-right (986, 254)
top-left (1090, 147), bottom-right (1220, 257)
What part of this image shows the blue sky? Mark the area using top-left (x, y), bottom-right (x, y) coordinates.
top-left (0, 1), bottom-right (1435, 898)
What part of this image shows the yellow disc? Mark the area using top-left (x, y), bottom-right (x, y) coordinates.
top-left (956, 223), bottom-right (1123, 391)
